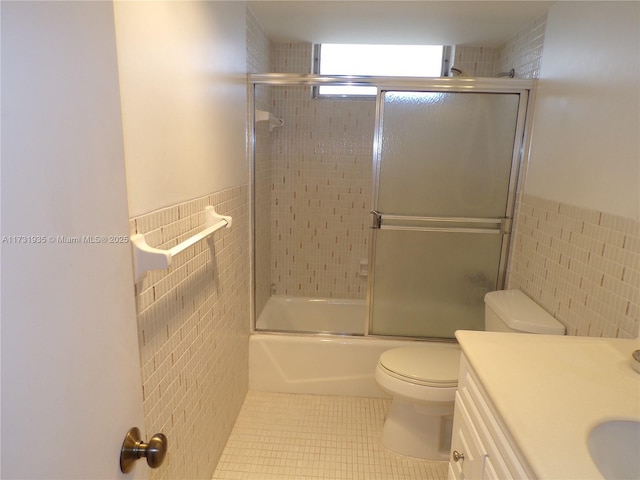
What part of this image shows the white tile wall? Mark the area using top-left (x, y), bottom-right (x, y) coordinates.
top-left (247, 7), bottom-right (272, 75)
top-left (269, 87), bottom-right (374, 299)
top-left (452, 46), bottom-right (500, 77)
top-left (507, 194), bottom-right (639, 338)
top-left (498, 11), bottom-right (547, 79)
top-left (272, 42), bottom-right (313, 74)
top-left (454, 11), bottom-right (547, 79)
top-left (130, 185), bottom-right (250, 480)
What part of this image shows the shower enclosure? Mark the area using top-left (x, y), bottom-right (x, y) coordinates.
top-left (250, 75), bottom-right (532, 339)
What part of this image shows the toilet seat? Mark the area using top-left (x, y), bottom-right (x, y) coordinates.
top-left (378, 346), bottom-right (460, 388)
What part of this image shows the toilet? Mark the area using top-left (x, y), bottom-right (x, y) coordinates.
top-left (375, 289), bottom-right (566, 460)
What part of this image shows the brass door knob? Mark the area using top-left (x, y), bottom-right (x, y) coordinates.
top-left (452, 450), bottom-right (465, 462)
top-left (120, 427), bottom-right (168, 473)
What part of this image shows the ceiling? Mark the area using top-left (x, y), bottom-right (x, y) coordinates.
top-left (248, 1), bottom-right (554, 47)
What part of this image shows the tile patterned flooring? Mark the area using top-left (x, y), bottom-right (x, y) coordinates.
top-left (212, 391), bottom-right (449, 479)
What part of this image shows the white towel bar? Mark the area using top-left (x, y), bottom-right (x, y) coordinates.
top-left (131, 206), bottom-right (232, 283)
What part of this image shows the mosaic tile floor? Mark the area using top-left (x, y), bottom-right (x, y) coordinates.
top-left (212, 391), bottom-right (449, 480)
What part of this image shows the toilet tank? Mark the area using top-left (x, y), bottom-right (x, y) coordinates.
top-left (484, 290), bottom-right (566, 335)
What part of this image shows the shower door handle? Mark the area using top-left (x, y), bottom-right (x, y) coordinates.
top-left (371, 210), bottom-right (383, 229)
top-left (370, 211), bottom-right (506, 234)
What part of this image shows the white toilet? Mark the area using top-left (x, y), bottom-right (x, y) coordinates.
top-left (375, 289), bottom-right (566, 460)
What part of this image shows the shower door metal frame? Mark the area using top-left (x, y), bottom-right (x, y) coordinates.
top-left (366, 84), bottom-right (532, 339)
top-left (248, 74), bottom-right (534, 337)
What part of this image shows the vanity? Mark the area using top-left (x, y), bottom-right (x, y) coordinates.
top-left (449, 331), bottom-right (640, 479)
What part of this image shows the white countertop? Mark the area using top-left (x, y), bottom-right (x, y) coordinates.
top-left (455, 330), bottom-right (640, 480)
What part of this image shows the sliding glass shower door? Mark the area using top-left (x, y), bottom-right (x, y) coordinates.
top-left (368, 90), bottom-right (525, 338)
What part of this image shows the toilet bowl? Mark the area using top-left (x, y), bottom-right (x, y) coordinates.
top-left (375, 345), bottom-right (460, 460)
top-left (375, 290), bottom-right (566, 460)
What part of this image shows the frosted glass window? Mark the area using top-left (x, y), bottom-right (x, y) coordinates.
top-left (317, 44), bottom-right (444, 97)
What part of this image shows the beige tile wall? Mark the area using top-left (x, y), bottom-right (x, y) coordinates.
top-left (454, 11), bottom-right (547, 79)
top-left (130, 185), bottom-right (250, 479)
top-left (498, 11), bottom-right (547, 79)
top-left (452, 46), bottom-right (500, 77)
top-left (272, 42), bottom-right (313, 74)
top-left (247, 6), bottom-right (272, 75)
top-left (507, 194), bottom-right (639, 338)
top-left (265, 43), bottom-right (374, 300)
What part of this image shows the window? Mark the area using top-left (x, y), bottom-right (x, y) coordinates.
top-left (314, 44), bottom-right (445, 97)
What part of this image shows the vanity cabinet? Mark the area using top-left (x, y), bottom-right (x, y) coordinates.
top-left (448, 355), bottom-right (534, 480)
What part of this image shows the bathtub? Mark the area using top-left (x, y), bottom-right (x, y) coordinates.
top-left (256, 295), bottom-right (366, 334)
top-left (250, 296), bottom-right (460, 398)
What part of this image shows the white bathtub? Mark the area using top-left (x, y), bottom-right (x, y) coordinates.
top-left (256, 295), bottom-right (366, 334)
top-left (250, 296), bottom-right (460, 398)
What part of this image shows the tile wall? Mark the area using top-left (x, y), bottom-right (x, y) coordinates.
top-left (130, 185), bottom-right (250, 479)
top-left (507, 194), bottom-right (640, 338)
top-left (454, 11), bottom-right (547, 79)
top-left (497, 12), bottom-right (547, 79)
top-left (265, 43), bottom-right (375, 300)
top-left (452, 46), bottom-right (500, 77)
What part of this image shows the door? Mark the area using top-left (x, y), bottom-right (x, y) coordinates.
top-left (1, 2), bottom-right (147, 478)
top-left (369, 89), bottom-right (526, 338)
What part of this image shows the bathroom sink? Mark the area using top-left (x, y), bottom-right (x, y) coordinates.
top-left (588, 420), bottom-right (640, 479)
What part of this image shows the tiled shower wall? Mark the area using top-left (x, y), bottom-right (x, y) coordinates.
top-left (452, 46), bottom-right (500, 77)
top-left (130, 186), bottom-right (250, 479)
top-left (507, 194), bottom-right (640, 338)
top-left (497, 11), bottom-right (547, 79)
top-left (454, 11), bottom-right (547, 78)
top-left (266, 43), bottom-right (375, 300)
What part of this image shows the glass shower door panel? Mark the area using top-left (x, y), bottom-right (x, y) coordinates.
top-left (370, 229), bottom-right (503, 338)
top-left (377, 91), bottom-right (520, 217)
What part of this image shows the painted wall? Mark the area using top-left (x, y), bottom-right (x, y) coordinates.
top-left (525, 1), bottom-right (640, 220)
top-left (113, 2), bottom-right (251, 478)
top-left (114, 0), bottom-right (248, 218)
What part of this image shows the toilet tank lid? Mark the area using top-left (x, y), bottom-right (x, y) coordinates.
top-left (485, 290), bottom-right (566, 335)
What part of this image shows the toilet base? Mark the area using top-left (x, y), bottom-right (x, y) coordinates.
top-left (380, 397), bottom-right (453, 460)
